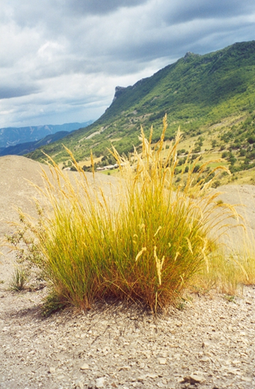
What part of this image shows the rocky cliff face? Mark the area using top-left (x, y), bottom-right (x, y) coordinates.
top-left (113, 86), bottom-right (128, 101)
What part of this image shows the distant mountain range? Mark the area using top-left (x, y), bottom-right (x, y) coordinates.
top-left (0, 121), bottom-right (93, 156)
top-left (26, 41), bottom-right (255, 169)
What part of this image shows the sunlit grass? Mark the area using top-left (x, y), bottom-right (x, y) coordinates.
top-left (191, 196), bottom-right (255, 296)
top-left (14, 116), bottom-right (243, 313)
top-left (192, 249), bottom-right (255, 297)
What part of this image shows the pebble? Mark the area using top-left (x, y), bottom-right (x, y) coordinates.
top-left (190, 372), bottom-right (206, 383)
top-left (158, 358), bottom-right (167, 365)
top-left (80, 363), bottom-right (90, 371)
top-left (95, 377), bottom-right (105, 388)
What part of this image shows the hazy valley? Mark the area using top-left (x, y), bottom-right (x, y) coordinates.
top-left (0, 121), bottom-right (93, 156)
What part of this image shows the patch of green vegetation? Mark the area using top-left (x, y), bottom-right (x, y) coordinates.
top-left (9, 267), bottom-right (28, 292)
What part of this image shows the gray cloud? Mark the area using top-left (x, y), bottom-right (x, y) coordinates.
top-left (0, 85), bottom-right (39, 99)
top-left (161, 0), bottom-right (255, 24)
top-left (1, 0), bottom-right (255, 127)
top-left (63, 0), bottom-right (149, 15)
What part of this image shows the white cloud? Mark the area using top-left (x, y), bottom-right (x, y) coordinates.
top-left (0, 0), bottom-right (255, 127)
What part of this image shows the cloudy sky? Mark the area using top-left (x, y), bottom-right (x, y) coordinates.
top-left (1, 0), bottom-right (255, 128)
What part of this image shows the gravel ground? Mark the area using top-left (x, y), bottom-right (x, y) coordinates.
top-left (1, 155), bottom-right (255, 389)
top-left (0, 279), bottom-right (255, 389)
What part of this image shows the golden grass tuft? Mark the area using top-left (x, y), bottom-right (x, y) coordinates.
top-left (13, 116), bottom-right (243, 312)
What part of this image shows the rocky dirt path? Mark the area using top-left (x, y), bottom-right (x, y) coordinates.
top-left (1, 156), bottom-right (255, 389)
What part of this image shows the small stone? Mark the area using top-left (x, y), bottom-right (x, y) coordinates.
top-left (80, 363), bottom-right (89, 370)
top-left (190, 373), bottom-right (206, 383)
top-left (158, 358), bottom-right (167, 365)
top-left (232, 360), bottom-right (241, 366)
top-left (74, 381), bottom-right (84, 389)
top-left (200, 356), bottom-right (210, 362)
top-left (95, 377), bottom-right (105, 388)
top-left (119, 366), bottom-right (130, 371)
top-left (182, 372), bottom-right (206, 384)
top-left (241, 376), bottom-right (252, 382)
top-left (147, 373), bottom-right (158, 379)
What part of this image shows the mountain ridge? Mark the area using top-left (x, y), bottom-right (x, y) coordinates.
top-left (0, 131), bottom-right (75, 157)
top-left (26, 41), bottom-right (255, 178)
top-left (0, 121), bottom-right (93, 149)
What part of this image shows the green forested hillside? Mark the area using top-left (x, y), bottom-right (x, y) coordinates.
top-left (27, 41), bottom-right (255, 179)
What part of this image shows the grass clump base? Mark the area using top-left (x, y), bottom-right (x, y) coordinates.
top-left (14, 116), bottom-right (238, 313)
